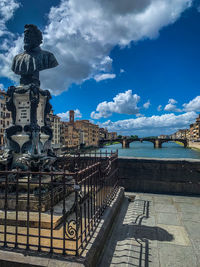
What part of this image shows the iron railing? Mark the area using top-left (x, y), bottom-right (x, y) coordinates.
top-left (0, 151), bottom-right (119, 257)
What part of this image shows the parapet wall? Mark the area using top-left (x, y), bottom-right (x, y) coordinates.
top-left (118, 157), bottom-right (200, 195)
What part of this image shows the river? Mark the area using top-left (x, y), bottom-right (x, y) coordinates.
top-left (96, 141), bottom-right (200, 159)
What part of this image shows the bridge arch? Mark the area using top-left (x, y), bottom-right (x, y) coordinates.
top-left (99, 138), bottom-right (188, 149)
top-left (158, 139), bottom-right (188, 148)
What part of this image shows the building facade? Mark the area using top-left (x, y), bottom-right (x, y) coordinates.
top-left (170, 115), bottom-right (200, 141)
top-left (49, 110), bottom-right (61, 148)
top-left (61, 111), bottom-right (80, 148)
top-left (158, 135), bottom-right (170, 139)
top-left (0, 90), bottom-right (12, 147)
top-left (175, 129), bottom-right (187, 139)
top-left (107, 132), bottom-right (117, 140)
top-left (74, 119), bottom-right (99, 147)
top-left (99, 128), bottom-right (108, 140)
top-left (189, 115), bottom-right (200, 141)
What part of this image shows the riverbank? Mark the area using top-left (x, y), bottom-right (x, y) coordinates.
top-left (188, 141), bottom-right (200, 150)
top-left (104, 141), bottom-right (120, 146)
top-left (175, 141), bottom-right (184, 146)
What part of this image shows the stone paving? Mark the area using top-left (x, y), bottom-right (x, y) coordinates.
top-left (98, 192), bottom-right (200, 267)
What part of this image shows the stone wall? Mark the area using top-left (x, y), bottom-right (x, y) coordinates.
top-left (188, 141), bottom-right (200, 150)
top-left (118, 157), bottom-right (200, 195)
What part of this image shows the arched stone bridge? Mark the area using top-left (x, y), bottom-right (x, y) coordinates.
top-left (99, 138), bottom-right (188, 149)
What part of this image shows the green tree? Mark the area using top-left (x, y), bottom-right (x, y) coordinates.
top-left (130, 135), bottom-right (138, 139)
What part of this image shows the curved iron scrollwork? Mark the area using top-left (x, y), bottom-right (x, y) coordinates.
top-left (65, 219), bottom-right (77, 239)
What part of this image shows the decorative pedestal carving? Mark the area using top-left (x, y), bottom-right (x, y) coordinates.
top-left (0, 84), bottom-right (54, 171)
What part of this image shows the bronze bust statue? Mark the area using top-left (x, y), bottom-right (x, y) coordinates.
top-left (11, 24), bottom-right (58, 86)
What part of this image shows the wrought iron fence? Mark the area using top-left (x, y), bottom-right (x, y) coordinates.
top-left (0, 151), bottom-right (119, 257)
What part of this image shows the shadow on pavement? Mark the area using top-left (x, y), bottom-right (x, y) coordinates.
top-left (98, 197), bottom-right (174, 267)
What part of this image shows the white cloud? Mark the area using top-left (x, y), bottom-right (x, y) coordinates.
top-left (0, 0), bottom-right (21, 84)
top-left (136, 113), bottom-right (145, 117)
top-left (0, 83), bottom-right (5, 90)
top-left (169, 98), bottom-right (177, 104)
top-left (143, 100), bottom-right (150, 109)
top-left (183, 96), bottom-right (200, 112)
top-left (157, 104), bottom-right (162, 111)
top-left (0, 0), bottom-right (20, 37)
top-left (164, 98), bottom-right (181, 112)
top-left (100, 111), bottom-right (197, 136)
top-left (120, 69), bottom-right (125, 73)
top-left (91, 90), bottom-right (140, 119)
top-left (94, 73), bottom-right (116, 82)
top-left (57, 109), bottom-right (82, 121)
top-left (0, 36), bottom-right (23, 83)
top-left (0, 0), bottom-right (192, 94)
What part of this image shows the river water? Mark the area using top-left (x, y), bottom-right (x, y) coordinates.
top-left (96, 141), bottom-right (200, 159)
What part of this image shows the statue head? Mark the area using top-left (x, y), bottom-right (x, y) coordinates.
top-left (24, 24), bottom-right (43, 52)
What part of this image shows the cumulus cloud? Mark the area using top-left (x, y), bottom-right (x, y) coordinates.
top-left (94, 73), bottom-right (116, 82)
top-left (100, 111), bottom-right (197, 136)
top-left (0, 83), bottom-right (5, 90)
top-left (0, 0), bottom-right (22, 83)
top-left (0, 0), bottom-right (192, 94)
top-left (0, 0), bottom-right (20, 37)
top-left (143, 100), bottom-right (150, 109)
top-left (91, 90), bottom-right (140, 119)
top-left (57, 109), bottom-right (82, 121)
top-left (183, 96), bottom-right (200, 112)
top-left (164, 98), bottom-right (181, 112)
top-left (136, 113), bottom-right (145, 117)
top-left (157, 104), bottom-right (162, 111)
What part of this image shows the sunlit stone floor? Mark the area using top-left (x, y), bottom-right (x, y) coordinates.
top-left (98, 192), bottom-right (200, 267)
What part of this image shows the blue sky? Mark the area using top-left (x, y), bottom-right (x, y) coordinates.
top-left (0, 0), bottom-right (200, 136)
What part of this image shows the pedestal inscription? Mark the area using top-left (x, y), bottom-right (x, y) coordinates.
top-left (14, 93), bottom-right (30, 126)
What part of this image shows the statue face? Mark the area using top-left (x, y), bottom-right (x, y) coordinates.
top-left (24, 27), bottom-right (40, 51)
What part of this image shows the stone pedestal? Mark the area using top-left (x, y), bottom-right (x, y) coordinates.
top-left (10, 87), bottom-right (50, 155)
top-left (1, 84), bottom-right (54, 171)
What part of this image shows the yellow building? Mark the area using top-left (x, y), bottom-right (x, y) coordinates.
top-left (59, 110), bottom-right (99, 148)
top-left (0, 90), bottom-right (12, 147)
top-left (107, 132), bottom-right (117, 140)
top-left (62, 122), bottom-right (80, 148)
top-left (186, 129), bottom-right (190, 140)
top-left (99, 127), bottom-right (108, 140)
top-left (191, 115), bottom-right (200, 141)
top-left (175, 129), bottom-right (188, 139)
top-left (74, 117), bottom-right (99, 147)
top-left (59, 111), bottom-right (80, 148)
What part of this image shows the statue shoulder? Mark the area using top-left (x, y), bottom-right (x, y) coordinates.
top-left (11, 52), bottom-right (26, 73)
top-left (13, 52), bottom-right (26, 61)
top-left (40, 50), bottom-right (59, 68)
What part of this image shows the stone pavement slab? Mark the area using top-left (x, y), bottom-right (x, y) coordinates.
top-left (158, 244), bottom-right (197, 267)
top-left (98, 192), bottom-right (200, 267)
top-left (157, 212), bottom-right (181, 225)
